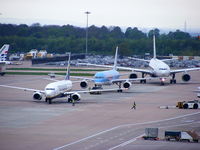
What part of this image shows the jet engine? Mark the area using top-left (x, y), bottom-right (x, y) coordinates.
top-left (123, 81), bottom-right (131, 89)
top-left (129, 73), bottom-right (137, 79)
top-left (71, 93), bottom-right (81, 101)
top-left (80, 80), bottom-right (88, 88)
top-left (182, 74), bottom-right (191, 82)
top-left (33, 92), bottom-right (42, 100)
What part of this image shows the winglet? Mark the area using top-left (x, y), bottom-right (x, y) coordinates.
top-left (65, 53), bottom-right (71, 80)
top-left (153, 35), bottom-right (156, 59)
top-left (113, 46), bottom-right (118, 70)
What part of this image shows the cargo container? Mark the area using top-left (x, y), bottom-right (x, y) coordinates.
top-left (143, 128), bottom-right (158, 140)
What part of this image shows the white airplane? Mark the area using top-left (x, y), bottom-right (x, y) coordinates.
top-left (116, 35), bottom-right (200, 85)
top-left (0, 53), bottom-right (121, 104)
top-left (0, 44), bottom-right (12, 65)
top-left (77, 47), bottom-right (148, 92)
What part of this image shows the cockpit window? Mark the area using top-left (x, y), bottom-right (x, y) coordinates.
top-left (95, 76), bottom-right (103, 79)
top-left (159, 68), bottom-right (167, 70)
top-left (45, 88), bottom-right (55, 90)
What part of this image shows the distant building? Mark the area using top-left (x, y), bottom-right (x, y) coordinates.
top-left (26, 49), bottom-right (38, 59)
top-left (37, 50), bottom-right (47, 58)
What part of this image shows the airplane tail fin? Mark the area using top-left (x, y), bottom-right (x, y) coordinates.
top-left (0, 44), bottom-right (10, 61)
top-left (153, 35), bottom-right (156, 59)
top-left (65, 53), bottom-right (71, 80)
top-left (113, 46), bottom-right (118, 70)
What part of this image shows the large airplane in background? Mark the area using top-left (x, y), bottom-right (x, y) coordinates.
top-left (78, 47), bottom-right (148, 92)
top-left (0, 53), bottom-right (120, 104)
top-left (0, 44), bottom-right (12, 65)
top-left (116, 35), bottom-right (200, 85)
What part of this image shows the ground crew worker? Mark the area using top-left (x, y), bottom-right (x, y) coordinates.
top-left (72, 99), bottom-right (75, 106)
top-left (131, 101), bottom-right (136, 109)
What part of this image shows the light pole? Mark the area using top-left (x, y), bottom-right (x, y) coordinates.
top-left (85, 11), bottom-right (91, 56)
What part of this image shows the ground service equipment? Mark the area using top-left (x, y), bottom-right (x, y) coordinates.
top-left (177, 100), bottom-right (200, 109)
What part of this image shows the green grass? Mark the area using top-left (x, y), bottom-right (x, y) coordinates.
top-left (5, 72), bottom-right (94, 76)
top-left (7, 68), bottom-right (105, 72)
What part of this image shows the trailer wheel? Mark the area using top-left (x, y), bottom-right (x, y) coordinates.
top-left (183, 103), bottom-right (188, 109)
top-left (193, 103), bottom-right (198, 109)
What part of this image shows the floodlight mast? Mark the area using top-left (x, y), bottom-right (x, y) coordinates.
top-left (85, 11), bottom-right (91, 56)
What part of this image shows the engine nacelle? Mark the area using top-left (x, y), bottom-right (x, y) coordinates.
top-left (123, 81), bottom-right (131, 89)
top-left (33, 92), bottom-right (42, 100)
top-left (182, 74), bottom-right (191, 82)
top-left (129, 73), bottom-right (137, 79)
top-left (71, 93), bottom-right (81, 101)
top-left (80, 80), bottom-right (88, 88)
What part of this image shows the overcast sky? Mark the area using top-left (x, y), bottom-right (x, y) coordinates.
top-left (0, 0), bottom-right (200, 31)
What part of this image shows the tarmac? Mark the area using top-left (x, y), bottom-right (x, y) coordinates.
top-left (0, 71), bottom-right (200, 150)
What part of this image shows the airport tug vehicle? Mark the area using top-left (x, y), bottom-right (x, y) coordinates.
top-left (177, 100), bottom-right (200, 109)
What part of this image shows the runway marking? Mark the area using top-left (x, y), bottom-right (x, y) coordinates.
top-left (108, 121), bottom-right (200, 150)
top-left (108, 133), bottom-right (145, 150)
top-left (53, 112), bottom-right (200, 150)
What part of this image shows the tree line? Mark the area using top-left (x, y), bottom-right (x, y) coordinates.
top-left (0, 23), bottom-right (199, 56)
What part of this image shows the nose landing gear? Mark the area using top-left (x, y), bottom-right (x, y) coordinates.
top-left (170, 74), bottom-right (176, 84)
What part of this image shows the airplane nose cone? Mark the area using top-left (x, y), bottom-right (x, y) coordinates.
top-left (45, 91), bottom-right (54, 98)
top-left (159, 70), bottom-right (170, 77)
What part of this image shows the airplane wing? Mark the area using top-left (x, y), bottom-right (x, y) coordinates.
top-left (69, 76), bottom-right (94, 81)
top-left (161, 58), bottom-right (178, 62)
top-left (47, 73), bottom-right (95, 82)
top-left (78, 63), bottom-right (113, 69)
top-left (0, 84), bottom-right (45, 93)
top-left (78, 63), bottom-right (153, 74)
top-left (116, 66), bottom-right (153, 74)
top-left (111, 77), bottom-right (153, 84)
top-left (170, 67), bottom-right (200, 74)
top-left (64, 88), bottom-right (128, 95)
top-left (44, 77), bottom-right (94, 83)
top-left (43, 78), bottom-right (60, 82)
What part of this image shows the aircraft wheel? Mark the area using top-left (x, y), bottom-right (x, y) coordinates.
top-left (140, 80), bottom-right (146, 84)
top-left (117, 89), bottom-right (123, 92)
top-left (193, 104), bottom-right (198, 109)
top-left (170, 80), bottom-right (173, 84)
top-left (161, 82), bottom-right (164, 86)
top-left (183, 103), bottom-right (188, 109)
top-left (174, 80), bottom-right (176, 84)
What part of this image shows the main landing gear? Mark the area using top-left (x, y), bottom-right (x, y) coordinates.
top-left (170, 74), bottom-right (176, 84)
top-left (45, 98), bottom-right (52, 104)
top-left (115, 82), bottom-right (123, 93)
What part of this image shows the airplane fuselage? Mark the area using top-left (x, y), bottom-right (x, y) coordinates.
top-left (44, 80), bottom-right (72, 99)
top-left (94, 69), bottom-right (120, 85)
top-left (149, 58), bottom-right (170, 77)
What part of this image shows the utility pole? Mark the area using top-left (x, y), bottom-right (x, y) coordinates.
top-left (85, 11), bottom-right (91, 56)
top-left (184, 21), bottom-right (187, 32)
